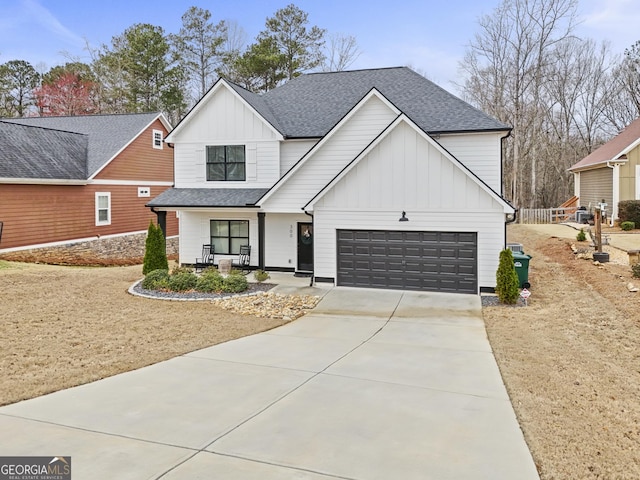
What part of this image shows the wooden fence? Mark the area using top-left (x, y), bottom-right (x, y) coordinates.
top-left (518, 207), bottom-right (578, 224)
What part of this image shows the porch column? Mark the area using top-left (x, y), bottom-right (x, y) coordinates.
top-left (258, 212), bottom-right (265, 270)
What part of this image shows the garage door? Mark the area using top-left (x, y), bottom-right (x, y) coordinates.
top-left (337, 230), bottom-right (477, 294)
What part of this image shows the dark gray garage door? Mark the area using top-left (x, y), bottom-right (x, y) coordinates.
top-left (337, 230), bottom-right (477, 294)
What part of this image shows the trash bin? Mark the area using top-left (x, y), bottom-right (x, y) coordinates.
top-left (512, 251), bottom-right (531, 288)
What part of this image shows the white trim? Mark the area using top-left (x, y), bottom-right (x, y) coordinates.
top-left (257, 89), bottom-right (401, 206)
top-left (89, 179), bottom-right (173, 186)
top-left (166, 79), bottom-right (284, 143)
top-left (611, 163), bottom-right (620, 225)
top-left (89, 113), bottom-right (169, 180)
top-left (304, 114), bottom-right (515, 214)
top-left (636, 165), bottom-right (640, 200)
top-left (152, 129), bottom-right (163, 149)
top-left (95, 192), bottom-right (111, 226)
top-left (0, 178), bottom-right (87, 185)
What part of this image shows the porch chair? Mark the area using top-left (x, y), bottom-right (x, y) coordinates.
top-left (232, 245), bottom-right (251, 273)
top-left (195, 244), bottom-right (215, 273)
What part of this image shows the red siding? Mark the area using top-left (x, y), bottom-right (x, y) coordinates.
top-left (0, 184), bottom-right (177, 250)
top-left (95, 119), bottom-right (173, 181)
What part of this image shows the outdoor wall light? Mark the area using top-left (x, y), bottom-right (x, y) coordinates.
top-left (399, 211), bottom-right (409, 222)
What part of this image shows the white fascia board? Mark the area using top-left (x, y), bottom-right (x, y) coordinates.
top-left (256, 88), bottom-right (400, 206)
top-left (304, 114), bottom-right (515, 214)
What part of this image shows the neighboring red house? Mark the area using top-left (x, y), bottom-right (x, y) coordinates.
top-left (0, 113), bottom-right (178, 255)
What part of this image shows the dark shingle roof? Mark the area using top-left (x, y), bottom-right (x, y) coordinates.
top-left (251, 67), bottom-right (509, 138)
top-left (3, 112), bottom-right (161, 176)
top-left (147, 188), bottom-right (269, 208)
top-left (0, 121), bottom-right (87, 180)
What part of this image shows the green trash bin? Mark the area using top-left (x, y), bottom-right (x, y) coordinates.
top-left (512, 252), bottom-right (531, 288)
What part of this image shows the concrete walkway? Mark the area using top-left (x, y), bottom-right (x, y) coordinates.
top-left (0, 288), bottom-right (539, 480)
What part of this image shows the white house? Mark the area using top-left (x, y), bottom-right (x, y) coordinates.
top-left (148, 67), bottom-right (515, 294)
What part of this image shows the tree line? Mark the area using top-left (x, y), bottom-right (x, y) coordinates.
top-left (0, 4), bottom-right (360, 125)
top-left (460, 0), bottom-right (640, 208)
top-left (2, 0), bottom-right (639, 209)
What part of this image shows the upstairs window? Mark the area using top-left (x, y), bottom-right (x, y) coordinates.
top-left (152, 129), bottom-right (163, 149)
top-left (206, 145), bottom-right (245, 181)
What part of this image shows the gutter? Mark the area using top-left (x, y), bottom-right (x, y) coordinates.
top-left (304, 209), bottom-right (314, 287)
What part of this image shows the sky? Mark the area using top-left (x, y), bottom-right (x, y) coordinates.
top-left (0, 0), bottom-right (638, 94)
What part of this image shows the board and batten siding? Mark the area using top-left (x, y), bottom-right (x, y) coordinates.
top-left (0, 183), bottom-right (178, 250)
top-left (263, 213), bottom-right (310, 269)
top-left (618, 145), bottom-right (640, 201)
top-left (279, 140), bottom-right (317, 176)
top-left (311, 120), bottom-right (507, 290)
top-left (172, 84), bottom-right (281, 189)
top-left (578, 168), bottom-right (613, 210)
top-left (435, 131), bottom-right (503, 192)
top-left (261, 95), bottom-right (398, 212)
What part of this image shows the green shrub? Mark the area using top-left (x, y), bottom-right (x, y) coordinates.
top-left (618, 200), bottom-right (640, 225)
top-left (167, 271), bottom-right (198, 292)
top-left (223, 273), bottom-right (249, 293)
top-left (253, 269), bottom-right (270, 283)
top-left (171, 265), bottom-right (194, 275)
top-left (141, 269), bottom-right (170, 290)
top-left (621, 221), bottom-right (635, 231)
top-left (195, 269), bottom-right (224, 293)
top-left (632, 263), bottom-right (640, 279)
top-left (142, 221), bottom-right (168, 275)
top-left (576, 228), bottom-right (586, 241)
top-left (495, 249), bottom-right (520, 304)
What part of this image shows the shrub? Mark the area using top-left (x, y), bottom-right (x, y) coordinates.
top-left (621, 221), bottom-right (635, 231)
top-left (167, 271), bottom-right (198, 292)
top-left (142, 221), bottom-right (168, 275)
top-left (223, 273), bottom-right (249, 293)
top-left (632, 263), bottom-right (640, 279)
top-left (495, 249), bottom-right (520, 304)
top-left (576, 228), bottom-right (586, 241)
top-left (171, 265), bottom-right (194, 275)
top-left (253, 269), bottom-right (270, 283)
top-left (195, 269), bottom-right (224, 293)
top-left (618, 200), bottom-right (640, 225)
top-left (141, 269), bottom-right (170, 290)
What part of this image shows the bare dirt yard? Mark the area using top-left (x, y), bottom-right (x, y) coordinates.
top-left (484, 224), bottom-right (640, 479)
top-left (0, 262), bottom-right (287, 407)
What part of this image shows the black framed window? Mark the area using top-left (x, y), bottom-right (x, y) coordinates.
top-left (210, 220), bottom-right (249, 254)
top-left (206, 145), bottom-right (245, 181)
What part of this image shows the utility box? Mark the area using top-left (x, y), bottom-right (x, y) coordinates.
top-left (512, 252), bottom-right (532, 288)
top-left (506, 243), bottom-right (523, 253)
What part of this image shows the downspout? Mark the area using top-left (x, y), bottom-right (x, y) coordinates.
top-left (304, 210), bottom-right (314, 287)
top-left (606, 161), bottom-right (620, 227)
top-left (150, 207), bottom-right (167, 238)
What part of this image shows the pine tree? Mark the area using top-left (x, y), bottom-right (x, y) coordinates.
top-left (143, 221), bottom-right (168, 275)
top-left (495, 249), bottom-right (520, 304)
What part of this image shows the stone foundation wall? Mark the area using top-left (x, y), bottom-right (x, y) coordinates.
top-left (0, 234), bottom-right (179, 266)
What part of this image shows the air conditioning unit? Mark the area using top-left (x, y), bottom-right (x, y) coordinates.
top-left (576, 211), bottom-right (591, 224)
top-left (506, 243), bottom-right (523, 253)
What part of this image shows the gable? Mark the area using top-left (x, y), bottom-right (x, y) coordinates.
top-left (167, 82), bottom-right (281, 143)
top-left (310, 118), bottom-right (511, 213)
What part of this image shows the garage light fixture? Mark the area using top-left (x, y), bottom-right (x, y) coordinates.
top-left (399, 211), bottom-right (409, 222)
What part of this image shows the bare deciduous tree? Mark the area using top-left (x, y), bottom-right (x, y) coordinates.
top-left (322, 33), bottom-right (360, 72)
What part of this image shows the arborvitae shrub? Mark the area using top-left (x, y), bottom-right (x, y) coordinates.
top-left (495, 249), bottom-right (520, 304)
top-left (142, 221), bottom-right (168, 275)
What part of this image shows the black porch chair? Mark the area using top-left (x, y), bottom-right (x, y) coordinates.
top-left (195, 244), bottom-right (215, 272)
top-left (231, 245), bottom-right (251, 273)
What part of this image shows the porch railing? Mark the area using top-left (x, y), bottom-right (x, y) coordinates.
top-left (517, 207), bottom-right (578, 224)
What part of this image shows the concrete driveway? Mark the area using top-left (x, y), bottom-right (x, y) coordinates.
top-left (0, 288), bottom-right (539, 480)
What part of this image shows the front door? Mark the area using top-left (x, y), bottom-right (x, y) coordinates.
top-left (297, 223), bottom-right (313, 272)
